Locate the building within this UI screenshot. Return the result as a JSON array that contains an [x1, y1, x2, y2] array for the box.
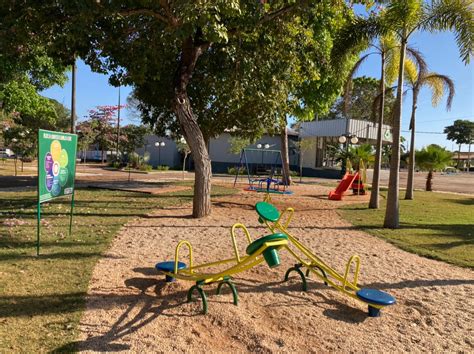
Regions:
[[299, 118, 393, 178], [451, 151, 473, 171], [208, 129, 299, 173]]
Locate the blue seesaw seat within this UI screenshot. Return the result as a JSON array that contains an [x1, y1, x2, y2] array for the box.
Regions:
[[156, 261, 187, 282], [356, 288, 396, 317]]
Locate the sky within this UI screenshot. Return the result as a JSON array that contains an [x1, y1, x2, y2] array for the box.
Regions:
[[41, 23, 473, 152]]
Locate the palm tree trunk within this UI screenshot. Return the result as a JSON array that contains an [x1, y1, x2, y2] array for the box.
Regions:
[[426, 170, 433, 191], [384, 37, 407, 229], [405, 91, 418, 200], [369, 51, 385, 209], [280, 123, 291, 186]]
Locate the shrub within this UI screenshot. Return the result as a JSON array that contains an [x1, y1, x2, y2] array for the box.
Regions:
[[227, 166, 247, 175], [156, 165, 169, 171], [139, 164, 153, 171]]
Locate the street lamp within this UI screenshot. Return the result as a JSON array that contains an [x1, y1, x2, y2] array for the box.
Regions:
[[256, 142, 270, 171], [155, 141, 166, 166], [339, 134, 359, 176]]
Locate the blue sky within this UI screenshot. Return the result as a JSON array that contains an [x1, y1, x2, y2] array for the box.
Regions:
[[41, 29, 473, 151]]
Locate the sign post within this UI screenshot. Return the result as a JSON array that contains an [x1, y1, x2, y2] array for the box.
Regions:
[[37, 129, 78, 256]]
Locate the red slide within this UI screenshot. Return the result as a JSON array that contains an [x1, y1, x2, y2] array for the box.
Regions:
[[328, 172, 359, 200]]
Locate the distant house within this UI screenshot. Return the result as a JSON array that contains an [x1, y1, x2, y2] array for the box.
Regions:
[[299, 118, 393, 178], [451, 151, 473, 171]]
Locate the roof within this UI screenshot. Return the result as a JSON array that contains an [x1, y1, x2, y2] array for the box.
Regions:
[[299, 118, 393, 143]]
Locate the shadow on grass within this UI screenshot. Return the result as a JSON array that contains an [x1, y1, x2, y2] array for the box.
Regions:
[[444, 197, 474, 206], [0, 252, 103, 261]]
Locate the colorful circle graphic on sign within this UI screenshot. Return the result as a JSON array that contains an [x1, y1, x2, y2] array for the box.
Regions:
[[45, 171, 54, 191], [51, 177, 61, 196], [52, 161, 60, 177], [59, 149, 68, 168], [50, 140, 62, 161], [44, 152, 53, 173], [59, 167, 69, 186]]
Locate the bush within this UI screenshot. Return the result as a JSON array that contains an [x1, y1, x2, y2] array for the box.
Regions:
[[139, 164, 153, 171], [227, 166, 247, 175], [156, 165, 169, 171], [289, 170, 299, 177], [110, 161, 121, 169]]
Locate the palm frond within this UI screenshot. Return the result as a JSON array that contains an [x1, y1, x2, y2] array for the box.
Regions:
[[422, 73, 455, 110], [406, 46, 428, 79], [343, 53, 372, 116], [331, 16, 385, 67], [403, 57, 418, 86], [422, 0, 474, 64]]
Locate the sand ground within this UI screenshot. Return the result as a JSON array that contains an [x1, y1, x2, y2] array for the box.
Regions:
[[76, 183, 473, 352]]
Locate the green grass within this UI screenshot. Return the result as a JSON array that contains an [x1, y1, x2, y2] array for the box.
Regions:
[[0, 184, 236, 352], [339, 191, 474, 268], [0, 159, 37, 176]]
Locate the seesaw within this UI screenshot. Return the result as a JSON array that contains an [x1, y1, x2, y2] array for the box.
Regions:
[[155, 203, 395, 316], [156, 224, 289, 314], [254, 201, 396, 317]]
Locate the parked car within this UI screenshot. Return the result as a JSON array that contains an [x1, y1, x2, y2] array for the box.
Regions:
[[0, 148, 14, 158]]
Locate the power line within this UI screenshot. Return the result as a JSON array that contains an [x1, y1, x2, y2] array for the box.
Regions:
[[418, 115, 474, 123], [402, 130, 445, 134]]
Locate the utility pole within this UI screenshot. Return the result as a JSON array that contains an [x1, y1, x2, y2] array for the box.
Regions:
[[117, 85, 121, 162], [71, 61, 76, 134]]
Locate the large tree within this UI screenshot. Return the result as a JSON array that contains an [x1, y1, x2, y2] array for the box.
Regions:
[[1, 1, 359, 217], [444, 119, 474, 169]]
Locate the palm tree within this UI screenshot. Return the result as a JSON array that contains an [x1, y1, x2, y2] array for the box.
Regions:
[[382, 0, 472, 228], [404, 59, 455, 199], [343, 33, 399, 209], [415, 144, 453, 191]]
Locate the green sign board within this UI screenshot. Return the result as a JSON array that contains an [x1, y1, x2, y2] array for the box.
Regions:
[[38, 129, 78, 203]]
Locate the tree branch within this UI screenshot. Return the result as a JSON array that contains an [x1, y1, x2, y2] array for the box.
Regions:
[[118, 8, 171, 26]]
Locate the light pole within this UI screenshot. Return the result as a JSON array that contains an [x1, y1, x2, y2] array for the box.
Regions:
[[338, 134, 358, 175], [11, 138, 18, 176], [256, 143, 270, 173], [155, 141, 166, 167]]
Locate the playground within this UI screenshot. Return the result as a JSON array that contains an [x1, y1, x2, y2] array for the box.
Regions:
[[56, 183, 472, 352]]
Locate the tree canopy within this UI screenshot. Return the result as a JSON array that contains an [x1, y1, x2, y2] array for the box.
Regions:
[[1, 0, 363, 217], [444, 119, 474, 147], [327, 76, 395, 122]]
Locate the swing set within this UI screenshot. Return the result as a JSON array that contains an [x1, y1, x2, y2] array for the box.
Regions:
[[232, 148, 292, 196]]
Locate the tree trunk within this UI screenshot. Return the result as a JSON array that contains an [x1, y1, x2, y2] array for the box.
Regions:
[[405, 90, 418, 200], [384, 37, 407, 229], [173, 36, 212, 218], [280, 123, 291, 186], [468, 142, 471, 173], [174, 94, 211, 217], [457, 144, 461, 169], [426, 170, 433, 191], [369, 51, 385, 209]]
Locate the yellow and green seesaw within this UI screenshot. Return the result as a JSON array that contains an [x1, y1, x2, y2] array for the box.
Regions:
[[155, 202, 395, 316]]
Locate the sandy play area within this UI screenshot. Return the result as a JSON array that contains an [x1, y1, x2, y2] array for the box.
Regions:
[[76, 183, 473, 352]]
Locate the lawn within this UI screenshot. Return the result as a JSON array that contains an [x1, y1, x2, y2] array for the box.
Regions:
[[0, 158, 37, 176], [0, 184, 236, 352], [339, 191, 474, 268]]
